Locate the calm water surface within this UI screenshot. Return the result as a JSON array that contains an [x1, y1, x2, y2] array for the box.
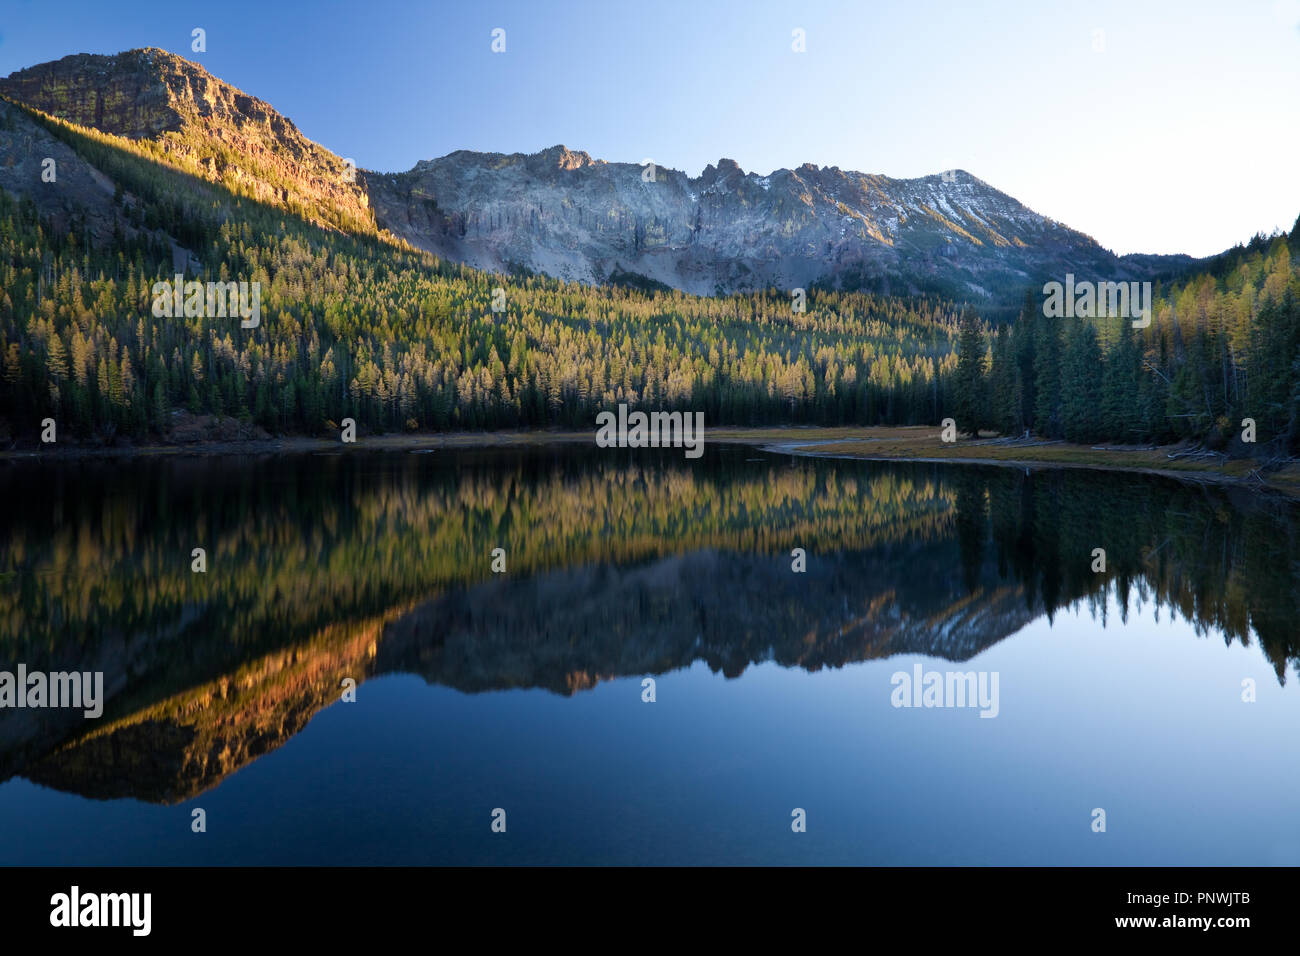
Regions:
[[1, 445, 1298, 864]]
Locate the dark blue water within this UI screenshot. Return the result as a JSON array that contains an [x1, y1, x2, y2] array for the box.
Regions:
[[2, 446, 1298, 864]]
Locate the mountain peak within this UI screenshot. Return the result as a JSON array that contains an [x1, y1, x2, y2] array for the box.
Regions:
[[0, 48, 372, 234], [697, 157, 744, 189], [0, 48, 231, 139], [535, 144, 593, 170]]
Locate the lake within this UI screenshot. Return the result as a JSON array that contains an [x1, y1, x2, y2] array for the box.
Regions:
[[2, 443, 1299, 865]]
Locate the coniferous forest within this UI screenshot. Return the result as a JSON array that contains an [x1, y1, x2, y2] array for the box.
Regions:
[[951, 227, 1300, 456]]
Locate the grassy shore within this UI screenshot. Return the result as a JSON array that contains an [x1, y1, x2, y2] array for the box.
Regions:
[[741, 426, 1300, 496], [5, 424, 1298, 496]]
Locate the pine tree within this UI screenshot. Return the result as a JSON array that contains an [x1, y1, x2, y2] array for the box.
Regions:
[[1013, 291, 1037, 435], [1100, 318, 1140, 441], [953, 307, 988, 437], [1034, 312, 1062, 438], [988, 323, 1019, 434], [1061, 318, 1102, 442]]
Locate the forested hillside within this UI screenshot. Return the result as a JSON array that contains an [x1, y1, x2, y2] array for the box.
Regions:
[[0, 101, 961, 442]]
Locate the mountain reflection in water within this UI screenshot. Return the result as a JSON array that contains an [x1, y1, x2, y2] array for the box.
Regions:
[[1, 445, 1297, 810]]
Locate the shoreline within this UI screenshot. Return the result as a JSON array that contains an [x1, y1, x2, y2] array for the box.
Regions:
[[3, 425, 1296, 497], [760, 440, 1290, 495]]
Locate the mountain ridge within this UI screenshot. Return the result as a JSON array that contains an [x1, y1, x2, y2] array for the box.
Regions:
[[369, 140, 1197, 305], [1, 48, 1199, 311]]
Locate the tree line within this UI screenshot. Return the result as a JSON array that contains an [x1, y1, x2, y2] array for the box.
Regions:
[[952, 228, 1300, 455]]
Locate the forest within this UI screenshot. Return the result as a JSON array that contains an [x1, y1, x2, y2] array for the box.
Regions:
[[952, 228, 1300, 456]]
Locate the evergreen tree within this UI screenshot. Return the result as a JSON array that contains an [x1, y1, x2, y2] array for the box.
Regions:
[[953, 307, 988, 437], [1061, 318, 1102, 442], [988, 323, 1019, 434], [1013, 291, 1037, 434], [1100, 318, 1140, 441], [1033, 311, 1062, 438]]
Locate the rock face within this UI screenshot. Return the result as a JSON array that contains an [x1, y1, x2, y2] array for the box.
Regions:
[[367, 146, 1195, 305], [0, 49, 188, 139], [0, 48, 373, 234]]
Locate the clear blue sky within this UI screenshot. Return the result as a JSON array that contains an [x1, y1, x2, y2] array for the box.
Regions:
[[2, 0, 1298, 258]]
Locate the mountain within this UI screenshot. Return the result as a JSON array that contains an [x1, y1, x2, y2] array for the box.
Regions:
[[1, 49, 1195, 313], [0, 48, 373, 235], [369, 147, 1195, 306], [0, 96, 127, 243]]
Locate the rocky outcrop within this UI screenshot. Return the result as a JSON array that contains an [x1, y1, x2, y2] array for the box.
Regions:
[[0, 49, 183, 139]]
